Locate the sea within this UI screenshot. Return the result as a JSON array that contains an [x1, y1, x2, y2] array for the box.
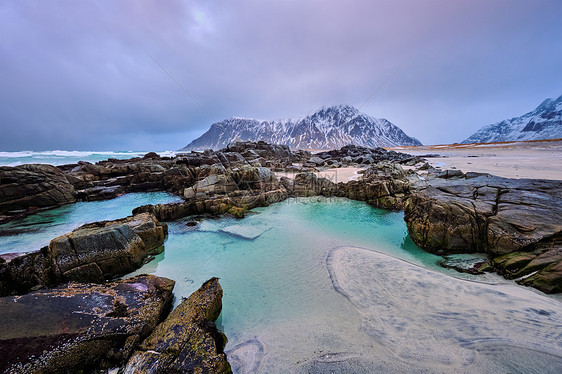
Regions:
[[0, 150, 178, 167], [1, 153, 561, 373]]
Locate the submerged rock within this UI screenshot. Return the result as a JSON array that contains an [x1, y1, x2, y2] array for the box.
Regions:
[[0, 274, 175, 373], [440, 255, 493, 275], [124, 277, 231, 374], [0, 213, 167, 296]]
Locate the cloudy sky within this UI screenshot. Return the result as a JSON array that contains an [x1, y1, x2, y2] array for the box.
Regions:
[[1, 0, 561, 151]]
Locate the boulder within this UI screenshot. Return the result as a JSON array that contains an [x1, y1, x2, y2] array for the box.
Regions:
[[337, 162, 411, 210], [404, 174, 562, 293], [0, 213, 168, 296], [404, 176, 562, 255], [0, 164, 76, 220], [124, 278, 231, 374], [291, 172, 337, 197], [0, 275, 175, 373]]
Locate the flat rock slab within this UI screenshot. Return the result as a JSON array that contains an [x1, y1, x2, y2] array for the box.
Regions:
[[0, 274, 174, 373], [219, 223, 272, 240]]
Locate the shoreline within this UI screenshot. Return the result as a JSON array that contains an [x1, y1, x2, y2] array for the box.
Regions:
[[389, 138, 562, 180]]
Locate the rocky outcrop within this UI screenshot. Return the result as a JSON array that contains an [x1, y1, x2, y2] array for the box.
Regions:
[[134, 165, 288, 221], [313, 144, 422, 167], [492, 233, 562, 293], [0, 142, 417, 224], [0, 275, 175, 373], [0, 164, 76, 223], [285, 172, 337, 197], [134, 188, 288, 221], [0, 213, 167, 296], [404, 173, 562, 293], [63, 157, 196, 201], [337, 162, 412, 210], [124, 277, 231, 374], [404, 175, 562, 254]]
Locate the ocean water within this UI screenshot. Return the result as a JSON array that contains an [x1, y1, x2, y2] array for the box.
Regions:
[[0, 192, 182, 254], [0, 150, 178, 166], [123, 198, 562, 373]]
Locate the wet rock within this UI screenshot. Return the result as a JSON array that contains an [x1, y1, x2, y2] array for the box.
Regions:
[[440, 255, 493, 275], [0, 275, 175, 373], [492, 234, 562, 293], [124, 277, 231, 374], [404, 175, 562, 292], [404, 176, 562, 255], [0, 164, 76, 222], [0, 213, 168, 296]]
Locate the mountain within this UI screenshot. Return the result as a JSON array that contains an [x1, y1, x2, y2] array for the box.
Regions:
[[462, 95, 562, 144], [180, 105, 421, 151]]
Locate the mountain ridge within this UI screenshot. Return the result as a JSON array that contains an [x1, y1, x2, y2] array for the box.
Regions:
[[180, 105, 421, 151], [462, 95, 562, 144]]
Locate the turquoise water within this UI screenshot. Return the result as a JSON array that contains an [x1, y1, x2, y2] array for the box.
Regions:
[[126, 198, 562, 373], [1, 194, 560, 372], [0, 192, 182, 254]]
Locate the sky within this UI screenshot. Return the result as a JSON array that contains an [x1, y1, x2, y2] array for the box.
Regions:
[[1, 0, 561, 151]]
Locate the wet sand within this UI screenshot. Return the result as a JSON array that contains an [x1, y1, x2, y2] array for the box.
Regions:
[[390, 139, 562, 180]]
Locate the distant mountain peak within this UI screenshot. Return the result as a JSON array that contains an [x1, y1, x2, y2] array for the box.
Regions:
[[462, 95, 562, 144], [181, 105, 421, 151]]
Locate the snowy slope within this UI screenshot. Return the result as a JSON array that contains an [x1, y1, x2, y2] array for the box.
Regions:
[[181, 105, 421, 151], [462, 95, 562, 144]]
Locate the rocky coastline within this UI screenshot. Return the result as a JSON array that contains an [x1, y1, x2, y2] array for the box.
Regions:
[[1, 140, 561, 372]]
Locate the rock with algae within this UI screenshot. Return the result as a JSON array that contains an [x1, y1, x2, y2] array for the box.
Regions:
[[0, 274, 175, 374], [124, 277, 231, 374]]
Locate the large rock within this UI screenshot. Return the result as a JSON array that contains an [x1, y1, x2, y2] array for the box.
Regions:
[[0, 274, 175, 373], [124, 277, 231, 374], [0, 213, 168, 296], [0, 164, 76, 221], [404, 174, 562, 293], [290, 172, 337, 197], [338, 162, 411, 209], [135, 187, 288, 221], [404, 175, 562, 255]]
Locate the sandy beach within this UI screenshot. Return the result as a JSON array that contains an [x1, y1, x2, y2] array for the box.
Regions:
[[275, 166, 364, 182], [390, 139, 562, 180]]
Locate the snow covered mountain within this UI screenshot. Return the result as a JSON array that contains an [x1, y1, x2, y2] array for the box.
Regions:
[[462, 95, 562, 144], [180, 105, 421, 151]]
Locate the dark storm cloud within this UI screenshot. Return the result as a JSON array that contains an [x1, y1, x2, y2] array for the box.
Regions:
[[1, 0, 561, 150]]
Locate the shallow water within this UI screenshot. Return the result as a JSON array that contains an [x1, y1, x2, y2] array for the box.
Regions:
[[0, 192, 182, 254], [126, 198, 562, 373]]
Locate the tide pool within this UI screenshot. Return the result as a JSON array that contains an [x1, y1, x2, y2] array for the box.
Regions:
[[0, 192, 182, 254], [126, 198, 562, 373]]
